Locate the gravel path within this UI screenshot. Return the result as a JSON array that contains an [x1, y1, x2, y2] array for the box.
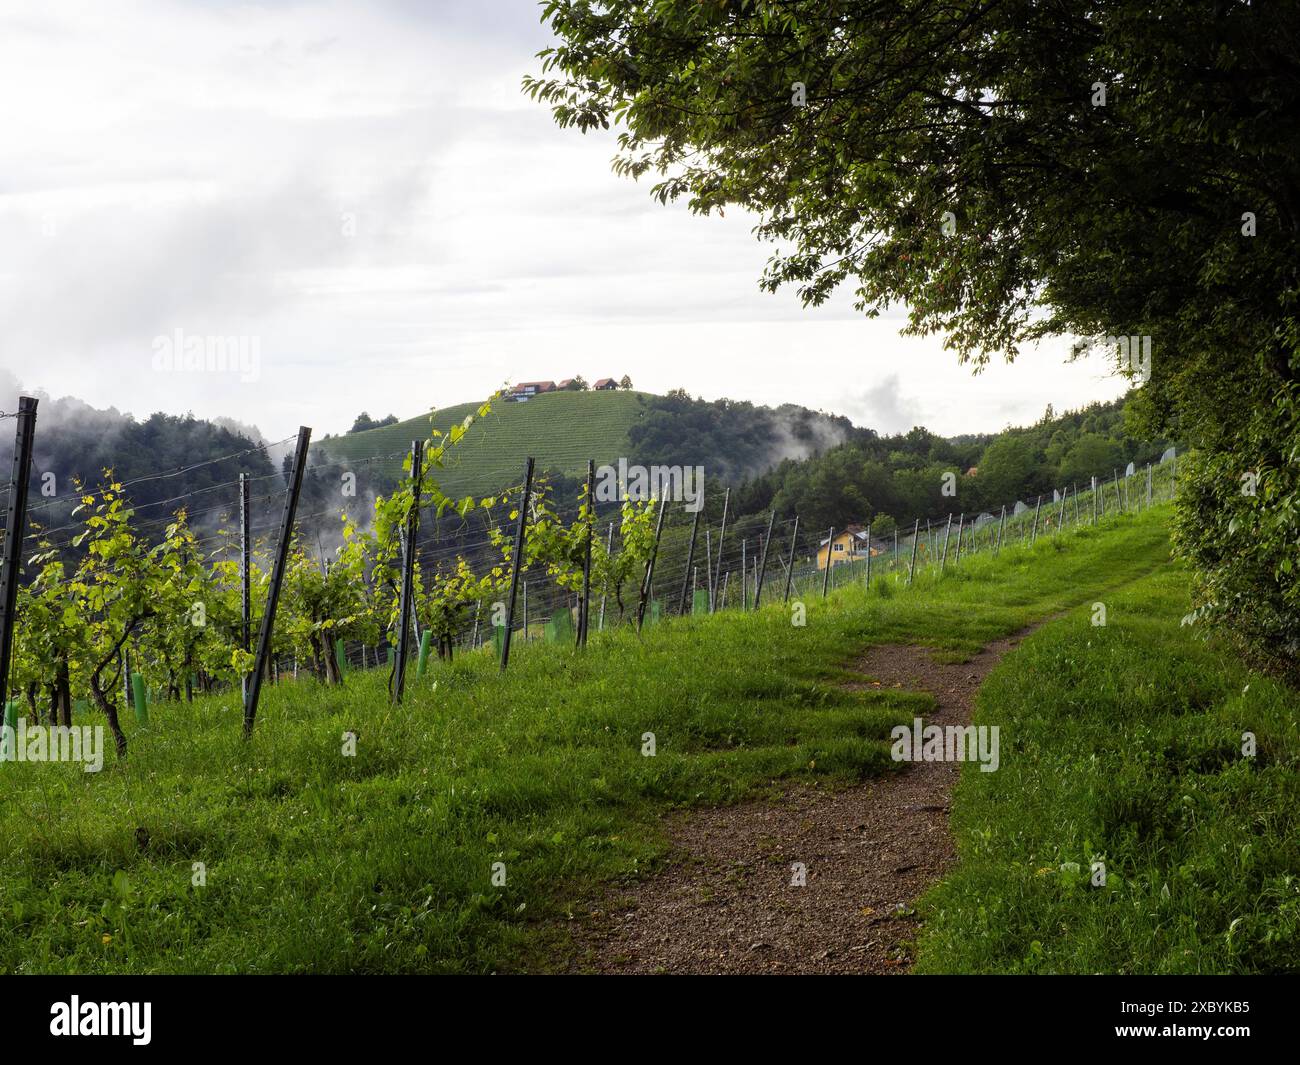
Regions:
[[568, 626, 1038, 974]]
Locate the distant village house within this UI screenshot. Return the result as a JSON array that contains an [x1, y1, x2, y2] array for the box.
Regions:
[[508, 377, 621, 400], [506, 380, 556, 401], [817, 524, 874, 570]]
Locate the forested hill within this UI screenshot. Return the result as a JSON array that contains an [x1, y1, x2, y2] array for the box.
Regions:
[[626, 389, 859, 483], [0, 386, 1171, 556], [722, 396, 1174, 534], [0, 393, 274, 538], [319, 388, 856, 500]]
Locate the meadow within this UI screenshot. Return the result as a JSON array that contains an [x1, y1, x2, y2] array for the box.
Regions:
[[3, 504, 1292, 974], [917, 565, 1300, 973]]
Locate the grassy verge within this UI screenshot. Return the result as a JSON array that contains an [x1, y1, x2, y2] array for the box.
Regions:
[[2, 507, 1171, 973], [915, 564, 1300, 974]]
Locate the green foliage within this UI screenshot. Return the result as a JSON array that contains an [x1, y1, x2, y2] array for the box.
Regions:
[[5, 392, 672, 754], [628, 391, 856, 485], [1058, 434, 1124, 489], [0, 504, 1186, 973], [280, 526, 382, 685], [348, 412, 399, 434], [917, 566, 1300, 973], [12, 481, 241, 754], [0, 407, 272, 533], [732, 398, 1166, 533], [975, 436, 1041, 505], [1171, 429, 1300, 676], [528, 0, 1300, 668]]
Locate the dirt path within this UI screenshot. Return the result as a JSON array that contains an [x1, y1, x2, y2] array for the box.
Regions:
[[568, 625, 1040, 974]]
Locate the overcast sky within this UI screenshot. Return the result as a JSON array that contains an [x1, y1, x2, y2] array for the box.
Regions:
[[0, 0, 1127, 441]]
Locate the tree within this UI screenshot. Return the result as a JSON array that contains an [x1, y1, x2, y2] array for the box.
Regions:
[[349, 412, 398, 434], [976, 437, 1042, 507], [618, 375, 632, 390], [1059, 434, 1124, 489], [868, 513, 897, 540], [528, 1, 1300, 670], [564, 376, 589, 391]]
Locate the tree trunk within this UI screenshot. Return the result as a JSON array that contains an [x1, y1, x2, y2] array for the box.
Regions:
[[56, 659, 72, 726], [89, 677, 127, 758], [308, 635, 324, 679], [325, 639, 342, 685], [313, 631, 342, 685], [88, 615, 148, 758]]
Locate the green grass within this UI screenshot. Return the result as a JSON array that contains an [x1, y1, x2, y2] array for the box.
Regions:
[[1, 505, 1251, 974], [914, 565, 1300, 974], [319, 390, 650, 498]]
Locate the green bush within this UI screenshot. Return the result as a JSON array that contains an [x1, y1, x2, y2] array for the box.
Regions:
[[1169, 378, 1300, 679]]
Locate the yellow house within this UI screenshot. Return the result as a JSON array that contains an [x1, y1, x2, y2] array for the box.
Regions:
[[817, 525, 872, 570]]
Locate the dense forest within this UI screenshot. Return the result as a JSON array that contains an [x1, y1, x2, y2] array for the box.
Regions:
[[3, 402, 272, 509], [626, 389, 859, 483], [626, 393, 1173, 535], [0, 393, 275, 553]]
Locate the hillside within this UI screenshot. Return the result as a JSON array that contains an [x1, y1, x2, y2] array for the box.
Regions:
[[317, 390, 1175, 544], [317, 389, 651, 498], [8, 505, 1294, 975], [727, 395, 1175, 534], [0, 388, 276, 550]]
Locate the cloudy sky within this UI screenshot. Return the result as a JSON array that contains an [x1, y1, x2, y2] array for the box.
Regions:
[[0, 0, 1127, 441]]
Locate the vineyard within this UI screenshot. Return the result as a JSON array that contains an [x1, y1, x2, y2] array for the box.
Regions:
[[318, 389, 650, 499], [0, 396, 650, 750], [1, 494, 1203, 974], [0, 393, 1182, 767], [4, 389, 1293, 977]]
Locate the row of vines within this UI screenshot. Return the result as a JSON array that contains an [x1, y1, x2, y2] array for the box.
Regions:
[[7, 399, 658, 759]]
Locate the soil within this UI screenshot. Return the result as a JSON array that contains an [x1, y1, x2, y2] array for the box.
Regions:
[[567, 626, 1039, 974]]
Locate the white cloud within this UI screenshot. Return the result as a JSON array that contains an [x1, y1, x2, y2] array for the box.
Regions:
[[0, 0, 1128, 440]]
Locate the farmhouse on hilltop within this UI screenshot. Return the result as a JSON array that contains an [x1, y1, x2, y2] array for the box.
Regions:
[[507, 380, 557, 401], [508, 377, 622, 400]]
